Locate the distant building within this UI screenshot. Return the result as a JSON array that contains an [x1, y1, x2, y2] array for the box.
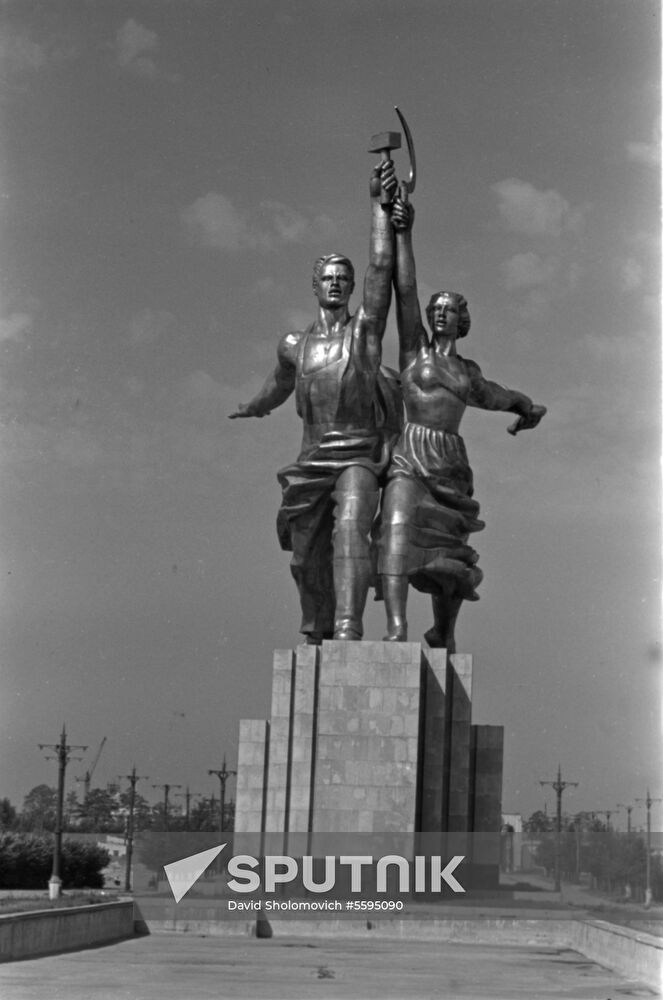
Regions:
[[96, 833, 126, 859], [501, 813, 522, 833], [97, 833, 126, 888]]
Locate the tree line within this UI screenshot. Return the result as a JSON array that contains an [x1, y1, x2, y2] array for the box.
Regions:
[[520, 809, 662, 902], [0, 785, 234, 835]]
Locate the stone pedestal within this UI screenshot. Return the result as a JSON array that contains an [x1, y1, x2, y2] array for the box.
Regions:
[[234, 640, 503, 843]]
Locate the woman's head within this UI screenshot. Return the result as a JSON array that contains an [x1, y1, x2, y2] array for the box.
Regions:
[[425, 291, 471, 340]]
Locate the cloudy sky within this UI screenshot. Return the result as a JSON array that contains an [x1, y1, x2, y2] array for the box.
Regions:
[[0, 0, 660, 828]]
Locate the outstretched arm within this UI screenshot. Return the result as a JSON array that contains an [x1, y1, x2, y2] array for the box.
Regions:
[[466, 359, 546, 434], [228, 333, 298, 418], [391, 193, 427, 371]]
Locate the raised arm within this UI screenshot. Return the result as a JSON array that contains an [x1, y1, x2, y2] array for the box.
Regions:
[[465, 359, 546, 434], [391, 194, 427, 371], [228, 332, 299, 419], [355, 162, 398, 345]]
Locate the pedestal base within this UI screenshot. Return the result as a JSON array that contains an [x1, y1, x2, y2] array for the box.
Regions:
[[235, 641, 503, 849]]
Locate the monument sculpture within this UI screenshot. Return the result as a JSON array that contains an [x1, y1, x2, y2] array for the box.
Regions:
[[379, 194, 546, 650], [230, 111, 545, 650], [230, 159, 401, 644], [232, 112, 546, 870]]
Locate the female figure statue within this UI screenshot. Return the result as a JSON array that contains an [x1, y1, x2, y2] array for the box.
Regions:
[[379, 198, 546, 650]]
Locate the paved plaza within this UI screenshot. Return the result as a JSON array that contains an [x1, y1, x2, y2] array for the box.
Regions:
[[0, 931, 658, 1000]]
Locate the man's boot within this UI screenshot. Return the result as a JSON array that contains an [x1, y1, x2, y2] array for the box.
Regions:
[[332, 555, 371, 639], [381, 574, 408, 641]]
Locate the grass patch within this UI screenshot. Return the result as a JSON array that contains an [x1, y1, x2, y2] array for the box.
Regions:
[[0, 892, 114, 914]]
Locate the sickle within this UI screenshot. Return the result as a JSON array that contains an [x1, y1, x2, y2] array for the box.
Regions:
[[394, 106, 416, 195]]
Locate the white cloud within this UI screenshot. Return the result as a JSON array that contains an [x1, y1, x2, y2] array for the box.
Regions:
[[125, 376, 145, 398], [0, 30, 46, 74], [617, 257, 644, 293], [492, 179, 585, 237], [128, 308, 176, 346], [626, 121, 661, 167], [53, 428, 103, 469], [179, 370, 222, 407], [494, 182, 589, 315], [0, 28, 76, 78], [260, 201, 336, 245], [182, 192, 337, 252], [503, 252, 558, 290], [115, 19, 158, 78], [260, 201, 309, 243], [629, 229, 660, 255], [642, 294, 660, 320], [0, 311, 31, 342], [182, 193, 255, 251], [499, 252, 582, 319], [253, 276, 278, 296], [580, 325, 657, 365], [517, 286, 554, 323]]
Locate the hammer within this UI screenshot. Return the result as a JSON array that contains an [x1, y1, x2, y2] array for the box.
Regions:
[[368, 130, 401, 207]]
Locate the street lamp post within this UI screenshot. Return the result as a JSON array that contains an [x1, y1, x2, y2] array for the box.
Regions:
[[635, 790, 662, 907], [38, 726, 87, 899]]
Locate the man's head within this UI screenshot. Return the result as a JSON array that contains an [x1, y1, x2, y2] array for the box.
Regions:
[[312, 254, 355, 308]]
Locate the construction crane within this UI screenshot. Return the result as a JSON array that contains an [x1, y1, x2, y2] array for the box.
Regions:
[[76, 737, 107, 801]]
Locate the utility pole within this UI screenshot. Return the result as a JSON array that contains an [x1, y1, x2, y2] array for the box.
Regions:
[[119, 766, 148, 892], [208, 758, 236, 834], [635, 789, 662, 907], [616, 803, 634, 835], [38, 726, 87, 899], [591, 810, 612, 832], [540, 765, 578, 893], [615, 803, 635, 900], [589, 810, 615, 893], [152, 783, 182, 832], [175, 787, 200, 831]]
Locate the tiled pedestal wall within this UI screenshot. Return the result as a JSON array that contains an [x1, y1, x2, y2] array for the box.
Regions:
[[235, 641, 503, 840]]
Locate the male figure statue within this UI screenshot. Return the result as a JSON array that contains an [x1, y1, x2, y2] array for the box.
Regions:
[[230, 161, 399, 643]]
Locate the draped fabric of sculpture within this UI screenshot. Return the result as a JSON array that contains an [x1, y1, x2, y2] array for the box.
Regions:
[[380, 418, 485, 598]]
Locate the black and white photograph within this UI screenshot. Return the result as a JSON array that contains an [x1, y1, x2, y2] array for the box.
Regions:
[[0, 1, 660, 996]]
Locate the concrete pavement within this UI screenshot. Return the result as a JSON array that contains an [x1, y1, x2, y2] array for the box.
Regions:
[[0, 931, 658, 999]]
